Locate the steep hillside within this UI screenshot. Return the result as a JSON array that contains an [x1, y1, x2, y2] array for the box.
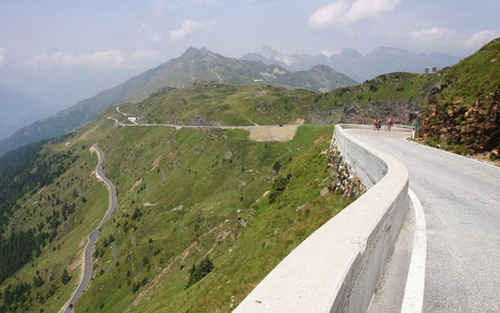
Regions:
[[0, 90, 360, 312], [319, 72, 438, 124], [418, 38, 500, 158], [0, 48, 355, 158], [120, 82, 348, 126]]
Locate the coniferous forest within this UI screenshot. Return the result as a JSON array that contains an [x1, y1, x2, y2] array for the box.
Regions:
[[0, 140, 76, 312]]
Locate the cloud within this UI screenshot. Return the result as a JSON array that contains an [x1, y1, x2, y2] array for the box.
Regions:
[[170, 19, 215, 41], [308, 0, 400, 28], [320, 49, 341, 57], [31, 50, 125, 69], [464, 30, 497, 49], [409, 27, 453, 41], [30, 49, 164, 70], [140, 24, 163, 43], [347, 0, 400, 22], [152, 0, 221, 16], [408, 28, 498, 52], [152, 0, 168, 16], [0, 48, 5, 67], [132, 49, 161, 59]]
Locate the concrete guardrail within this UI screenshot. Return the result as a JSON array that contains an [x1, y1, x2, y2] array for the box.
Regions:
[[233, 124, 410, 313]]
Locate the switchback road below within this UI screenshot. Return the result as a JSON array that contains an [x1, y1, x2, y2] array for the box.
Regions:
[[62, 144, 118, 313]]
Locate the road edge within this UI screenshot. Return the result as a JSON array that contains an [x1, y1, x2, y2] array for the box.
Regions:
[[401, 189, 427, 313]]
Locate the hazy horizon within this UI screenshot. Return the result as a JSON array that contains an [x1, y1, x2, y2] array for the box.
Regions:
[[1, 0, 498, 109]]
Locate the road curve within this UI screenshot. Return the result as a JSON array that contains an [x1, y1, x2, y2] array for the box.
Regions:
[[347, 128, 500, 313], [63, 144, 118, 313]]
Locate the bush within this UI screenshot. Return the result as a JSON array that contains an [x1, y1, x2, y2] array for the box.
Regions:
[[268, 174, 291, 203], [272, 161, 281, 173], [61, 269, 71, 285], [424, 137, 439, 148], [186, 258, 214, 288]]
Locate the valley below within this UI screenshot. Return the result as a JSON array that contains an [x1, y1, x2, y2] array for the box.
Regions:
[[0, 105, 358, 312], [0, 30, 498, 313]]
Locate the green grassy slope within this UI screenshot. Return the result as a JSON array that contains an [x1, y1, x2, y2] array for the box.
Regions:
[[0, 121, 112, 313], [418, 38, 500, 157], [74, 124, 352, 313], [121, 82, 347, 126], [0, 89, 356, 313]]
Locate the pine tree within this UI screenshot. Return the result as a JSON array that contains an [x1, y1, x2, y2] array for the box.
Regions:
[[61, 269, 71, 285]]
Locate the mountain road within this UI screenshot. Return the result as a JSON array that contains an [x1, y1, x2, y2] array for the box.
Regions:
[[62, 144, 118, 313], [347, 128, 500, 313]]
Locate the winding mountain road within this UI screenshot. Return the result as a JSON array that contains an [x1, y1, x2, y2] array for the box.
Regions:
[[63, 144, 118, 313], [108, 115, 302, 142], [347, 128, 500, 313]]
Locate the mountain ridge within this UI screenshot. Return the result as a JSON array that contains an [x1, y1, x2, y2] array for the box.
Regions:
[[242, 46, 461, 82], [0, 47, 356, 157]]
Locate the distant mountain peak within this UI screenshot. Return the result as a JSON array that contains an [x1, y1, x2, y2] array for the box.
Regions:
[[260, 45, 282, 57], [180, 47, 220, 60], [310, 64, 334, 71], [181, 47, 201, 57], [370, 46, 409, 57], [340, 48, 362, 58]]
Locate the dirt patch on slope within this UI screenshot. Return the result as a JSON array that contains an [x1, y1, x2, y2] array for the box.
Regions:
[[248, 125, 298, 142], [126, 224, 224, 311], [68, 248, 83, 273], [151, 156, 161, 171], [80, 122, 102, 141], [129, 178, 143, 193]]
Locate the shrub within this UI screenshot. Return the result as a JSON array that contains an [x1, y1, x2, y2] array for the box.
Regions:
[[186, 258, 214, 288], [268, 174, 291, 204], [61, 269, 71, 285]]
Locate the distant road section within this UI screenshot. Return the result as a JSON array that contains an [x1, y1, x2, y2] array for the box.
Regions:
[[63, 144, 118, 313], [109, 116, 300, 142], [347, 128, 500, 313]]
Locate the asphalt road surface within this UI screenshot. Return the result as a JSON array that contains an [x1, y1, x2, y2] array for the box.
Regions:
[[63, 144, 118, 313], [347, 128, 500, 313]]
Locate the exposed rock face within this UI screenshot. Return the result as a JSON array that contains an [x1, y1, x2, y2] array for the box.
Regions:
[[341, 101, 417, 125], [332, 72, 436, 125], [417, 38, 500, 159], [327, 136, 366, 198], [419, 85, 500, 158]]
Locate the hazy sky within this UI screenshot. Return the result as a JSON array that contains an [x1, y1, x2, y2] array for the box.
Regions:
[[0, 0, 498, 107]]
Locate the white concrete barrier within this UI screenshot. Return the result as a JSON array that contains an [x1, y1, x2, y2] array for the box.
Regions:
[[233, 124, 409, 313]]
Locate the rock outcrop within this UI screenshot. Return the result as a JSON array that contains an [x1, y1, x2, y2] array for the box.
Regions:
[[419, 84, 500, 159], [327, 136, 366, 198], [417, 38, 500, 159]]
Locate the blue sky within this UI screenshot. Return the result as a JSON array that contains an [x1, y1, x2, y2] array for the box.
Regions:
[[0, 0, 499, 107]]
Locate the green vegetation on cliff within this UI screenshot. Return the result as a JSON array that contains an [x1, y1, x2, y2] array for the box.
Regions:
[[419, 38, 500, 157]]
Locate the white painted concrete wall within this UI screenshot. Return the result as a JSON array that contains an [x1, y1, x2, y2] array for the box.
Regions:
[[233, 125, 410, 313]]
